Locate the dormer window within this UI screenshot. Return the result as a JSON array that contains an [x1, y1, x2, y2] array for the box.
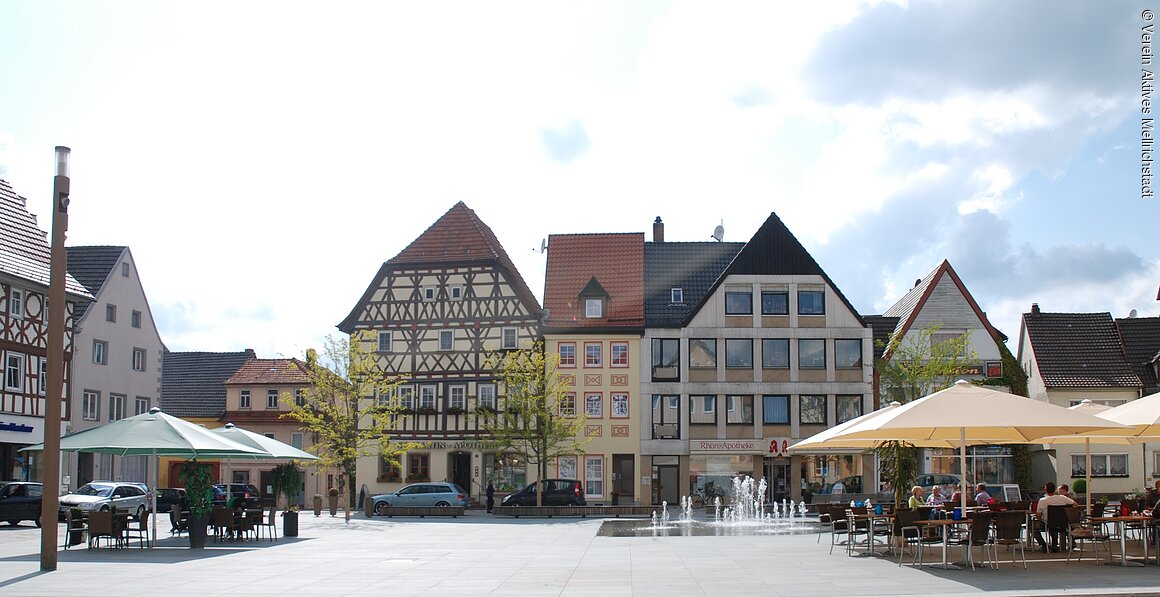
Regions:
[[578, 276, 609, 319], [671, 288, 683, 304], [585, 298, 603, 318]]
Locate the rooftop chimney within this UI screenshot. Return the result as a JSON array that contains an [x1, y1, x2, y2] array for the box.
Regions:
[[914, 278, 921, 288], [653, 216, 664, 243], [1031, 303, 1040, 317]]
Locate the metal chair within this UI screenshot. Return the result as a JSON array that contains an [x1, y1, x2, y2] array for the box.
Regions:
[[992, 511, 1027, 568], [951, 510, 993, 570], [257, 508, 278, 541], [1065, 506, 1111, 563], [87, 510, 116, 549], [125, 512, 150, 548], [211, 507, 236, 542], [827, 506, 850, 555]]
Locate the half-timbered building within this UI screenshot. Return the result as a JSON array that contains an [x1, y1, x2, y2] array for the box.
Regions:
[[0, 179, 92, 482], [341, 202, 543, 502]]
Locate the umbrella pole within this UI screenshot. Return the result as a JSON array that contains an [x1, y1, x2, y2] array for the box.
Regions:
[[151, 449, 158, 547], [960, 428, 967, 513], [1086, 438, 1092, 518]]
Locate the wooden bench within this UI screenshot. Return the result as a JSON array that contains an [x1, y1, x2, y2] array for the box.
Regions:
[[494, 505, 658, 518], [373, 506, 465, 518]]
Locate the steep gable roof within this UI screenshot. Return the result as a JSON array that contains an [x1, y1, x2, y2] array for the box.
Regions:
[[1115, 316, 1160, 396], [0, 179, 91, 298], [225, 358, 310, 385], [644, 241, 744, 327], [689, 212, 865, 327], [543, 233, 643, 331], [66, 245, 126, 319], [160, 349, 257, 417], [881, 260, 1007, 359], [1022, 311, 1141, 389], [339, 202, 540, 331]]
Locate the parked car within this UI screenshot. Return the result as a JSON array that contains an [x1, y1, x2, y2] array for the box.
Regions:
[[914, 473, 962, 497], [155, 487, 186, 513], [371, 482, 469, 515], [0, 481, 43, 527], [211, 483, 261, 509], [59, 481, 151, 517], [501, 479, 586, 507]]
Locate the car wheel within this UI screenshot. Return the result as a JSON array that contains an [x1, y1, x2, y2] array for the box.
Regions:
[[34, 516, 41, 528], [434, 501, 450, 507], [374, 501, 389, 516], [5, 520, 17, 526], [136, 506, 146, 519], [99, 506, 110, 512]]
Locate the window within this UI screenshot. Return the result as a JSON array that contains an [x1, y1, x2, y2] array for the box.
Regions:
[[761, 338, 790, 368], [439, 330, 454, 351], [584, 343, 603, 367], [38, 358, 46, 395], [726, 395, 754, 424], [109, 394, 126, 421], [295, 389, 305, 406], [762, 395, 789, 424], [834, 339, 862, 368], [291, 432, 303, 449], [478, 384, 496, 410], [267, 389, 279, 409], [559, 393, 576, 417], [93, 340, 108, 365], [377, 331, 392, 352], [558, 456, 577, 480], [690, 395, 716, 424], [610, 342, 629, 367], [419, 385, 436, 409], [558, 343, 576, 367], [671, 288, 683, 303], [423, 287, 436, 301], [585, 393, 602, 418], [725, 290, 752, 315], [798, 339, 826, 369], [131, 310, 142, 328], [397, 386, 415, 410], [132, 348, 146, 372], [651, 338, 679, 380], [761, 291, 789, 315], [502, 327, 518, 349], [450, 285, 463, 300], [688, 339, 716, 369], [931, 331, 963, 347], [799, 395, 827, 424], [585, 456, 604, 497], [121, 262, 129, 277], [585, 298, 603, 318], [449, 385, 466, 410], [836, 395, 862, 424], [240, 390, 251, 409], [725, 339, 753, 369], [134, 396, 150, 415], [1072, 454, 1129, 477], [611, 393, 629, 418], [83, 391, 100, 421], [8, 288, 23, 319], [5, 354, 23, 390], [106, 304, 117, 322], [408, 454, 430, 481], [651, 395, 681, 439], [798, 289, 825, 315]]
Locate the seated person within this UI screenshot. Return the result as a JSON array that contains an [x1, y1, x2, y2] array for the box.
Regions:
[[1057, 484, 1071, 500], [926, 485, 947, 506], [948, 488, 962, 506], [974, 483, 993, 505], [1033, 481, 1076, 552], [908, 485, 925, 509]]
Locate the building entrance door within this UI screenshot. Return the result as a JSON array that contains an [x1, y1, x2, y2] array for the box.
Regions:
[[612, 454, 634, 502], [653, 464, 679, 506], [449, 452, 472, 499], [764, 459, 790, 503]]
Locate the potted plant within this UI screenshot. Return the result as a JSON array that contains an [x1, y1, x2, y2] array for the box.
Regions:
[[179, 460, 213, 548], [67, 507, 85, 546], [610, 489, 621, 505], [327, 487, 339, 516], [272, 463, 303, 537], [312, 494, 323, 517]]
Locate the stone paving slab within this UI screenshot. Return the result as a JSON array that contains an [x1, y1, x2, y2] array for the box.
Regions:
[[0, 511, 1158, 596]]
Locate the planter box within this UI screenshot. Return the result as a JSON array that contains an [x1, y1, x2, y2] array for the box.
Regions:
[[493, 505, 657, 518], [372, 506, 465, 518]]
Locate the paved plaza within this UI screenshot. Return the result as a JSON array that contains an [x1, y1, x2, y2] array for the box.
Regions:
[[1, 511, 1159, 596]]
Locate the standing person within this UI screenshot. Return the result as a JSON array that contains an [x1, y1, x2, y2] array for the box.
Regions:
[[485, 480, 495, 514]]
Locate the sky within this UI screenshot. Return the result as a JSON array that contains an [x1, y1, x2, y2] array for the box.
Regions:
[[1, 0, 1157, 360]]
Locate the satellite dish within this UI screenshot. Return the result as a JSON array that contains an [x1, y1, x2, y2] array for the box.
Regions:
[[533, 238, 547, 254], [711, 220, 724, 242]]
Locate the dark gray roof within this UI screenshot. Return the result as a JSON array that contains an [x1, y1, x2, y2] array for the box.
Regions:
[[160, 350, 257, 418], [644, 241, 744, 327], [66, 246, 126, 319], [1115, 316, 1160, 396], [1023, 312, 1141, 389], [864, 315, 901, 362], [0, 179, 91, 298]]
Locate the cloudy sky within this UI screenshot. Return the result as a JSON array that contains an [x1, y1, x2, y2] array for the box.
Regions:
[[1, 1, 1156, 359]]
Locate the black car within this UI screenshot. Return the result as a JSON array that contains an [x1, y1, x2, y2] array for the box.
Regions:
[[211, 483, 261, 509], [155, 487, 186, 513], [0, 482, 43, 527], [501, 479, 586, 507]]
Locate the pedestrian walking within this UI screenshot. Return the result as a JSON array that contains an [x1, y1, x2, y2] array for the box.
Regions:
[[486, 480, 495, 513]]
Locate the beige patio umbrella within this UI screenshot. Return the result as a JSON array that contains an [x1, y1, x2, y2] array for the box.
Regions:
[[790, 401, 967, 451], [825, 381, 1129, 513], [1037, 400, 1132, 515]]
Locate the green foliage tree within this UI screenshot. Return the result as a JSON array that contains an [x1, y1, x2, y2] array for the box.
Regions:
[[876, 440, 919, 512], [179, 461, 214, 518], [479, 342, 589, 506], [271, 462, 303, 510], [282, 334, 416, 509]]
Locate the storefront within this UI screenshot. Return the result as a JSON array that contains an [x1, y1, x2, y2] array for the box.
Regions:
[[688, 439, 764, 504], [0, 415, 45, 482], [925, 446, 1015, 484], [799, 452, 866, 502]]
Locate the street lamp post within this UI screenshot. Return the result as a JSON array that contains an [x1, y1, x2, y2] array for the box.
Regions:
[[40, 146, 70, 571]]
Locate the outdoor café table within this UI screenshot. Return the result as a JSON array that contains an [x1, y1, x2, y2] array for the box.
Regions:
[[1092, 515, 1152, 567], [917, 517, 973, 570], [849, 512, 894, 556]]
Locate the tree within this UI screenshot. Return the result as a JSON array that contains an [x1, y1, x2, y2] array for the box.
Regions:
[[479, 342, 589, 506], [282, 334, 415, 509]]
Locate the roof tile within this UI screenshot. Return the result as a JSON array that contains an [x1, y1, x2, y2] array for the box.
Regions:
[[160, 350, 257, 417], [543, 233, 644, 330], [1023, 312, 1141, 388]]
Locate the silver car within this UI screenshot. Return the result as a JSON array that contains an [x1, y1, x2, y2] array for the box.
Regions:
[[59, 482, 151, 517], [371, 482, 469, 515]]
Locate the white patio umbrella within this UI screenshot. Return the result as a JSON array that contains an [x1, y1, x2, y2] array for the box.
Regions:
[[821, 381, 1130, 514], [24, 407, 267, 545], [210, 423, 320, 507], [1037, 400, 1136, 515]]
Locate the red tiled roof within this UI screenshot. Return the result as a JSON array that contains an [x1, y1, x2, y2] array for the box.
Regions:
[[543, 233, 644, 330], [224, 358, 310, 385]]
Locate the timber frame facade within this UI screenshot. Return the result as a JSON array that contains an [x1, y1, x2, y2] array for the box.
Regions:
[[341, 202, 543, 501]]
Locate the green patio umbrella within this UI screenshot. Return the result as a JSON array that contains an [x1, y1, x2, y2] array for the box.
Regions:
[[211, 423, 319, 506]]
